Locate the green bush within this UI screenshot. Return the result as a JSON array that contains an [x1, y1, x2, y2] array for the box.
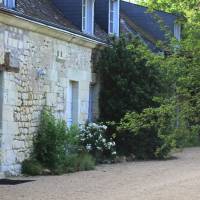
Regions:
[[22, 159, 43, 176], [66, 125, 82, 154], [78, 153, 95, 171], [117, 106, 175, 159], [79, 123, 116, 162], [64, 153, 95, 173], [34, 107, 68, 173], [24, 108, 96, 175]]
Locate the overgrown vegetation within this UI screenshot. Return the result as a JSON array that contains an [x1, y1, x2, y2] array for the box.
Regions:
[[23, 0, 200, 173], [97, 36, 163, 122], [116, 106, 176, 159], [22, 108, 96, 175], [97, 0, 200, 158], [34, 108, 67, 172], [22, 108, 116, 176]]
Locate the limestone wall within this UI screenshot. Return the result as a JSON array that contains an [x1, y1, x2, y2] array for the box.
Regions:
[[0, 23, 95, 175]]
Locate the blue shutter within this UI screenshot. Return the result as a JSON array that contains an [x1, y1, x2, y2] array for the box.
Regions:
[[88, 85, 94, 122], [4, 0, 15, 9]]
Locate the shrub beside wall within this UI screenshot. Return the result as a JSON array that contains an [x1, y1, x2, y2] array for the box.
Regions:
[[22, 108, 116, 175], [22, 108, 96, 175], [79, 123, 116, 162]]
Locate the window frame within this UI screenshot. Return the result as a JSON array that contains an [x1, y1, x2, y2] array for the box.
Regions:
[[82, 0, 94, 35], [82, 0, 87, 32], [4, 0, 15, 9], [174, 23, 181, 41], [108, 0, 119, 36]]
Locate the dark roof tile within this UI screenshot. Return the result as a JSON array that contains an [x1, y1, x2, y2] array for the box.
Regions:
[[16, 0, 78, 30]]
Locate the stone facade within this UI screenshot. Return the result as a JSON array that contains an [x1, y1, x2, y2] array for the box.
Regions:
[[0, 21, 99, 175]]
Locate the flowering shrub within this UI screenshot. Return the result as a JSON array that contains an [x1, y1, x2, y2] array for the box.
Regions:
[[79, 123, 116, 161]]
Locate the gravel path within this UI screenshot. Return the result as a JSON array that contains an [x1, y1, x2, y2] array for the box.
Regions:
[[1, 148, 200, 200]]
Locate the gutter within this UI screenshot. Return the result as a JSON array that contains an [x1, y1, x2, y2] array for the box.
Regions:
[[0, 7, 107, 49]]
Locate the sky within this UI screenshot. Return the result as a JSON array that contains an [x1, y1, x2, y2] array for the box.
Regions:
[[123, 0, 137, 2]]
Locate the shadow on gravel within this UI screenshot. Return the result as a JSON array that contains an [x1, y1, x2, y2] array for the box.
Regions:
[[0, 179, 35, 185], [164, 156, 178, 161]]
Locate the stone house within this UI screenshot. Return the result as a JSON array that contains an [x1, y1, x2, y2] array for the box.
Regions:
[[0, 0, 180, 176]]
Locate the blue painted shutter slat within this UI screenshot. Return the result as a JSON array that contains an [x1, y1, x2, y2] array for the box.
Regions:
[[4, 0, 15, 8]]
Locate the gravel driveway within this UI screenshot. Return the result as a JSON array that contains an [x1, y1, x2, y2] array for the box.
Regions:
[[1, 148, 200, 200]]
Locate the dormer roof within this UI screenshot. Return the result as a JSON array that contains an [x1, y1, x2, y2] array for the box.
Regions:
[[121, 1, 178, 41], [0, 0, 180, 48]]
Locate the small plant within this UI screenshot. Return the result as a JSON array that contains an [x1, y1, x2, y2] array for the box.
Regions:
[[22, 159, 43, 176], [79, 123, 116, 161], [66, 125, 82, 154], [64, 153, 95, 173], [78, 153, 95, 171]]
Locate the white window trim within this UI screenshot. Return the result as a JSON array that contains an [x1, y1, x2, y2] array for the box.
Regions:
[[4, 0, 15, 9], [82, 0, 87, 32], [108, 0, 120, 36], [82, 0, 94, 35], [174, 23, 181, 41], [66, 81, 79, 127]]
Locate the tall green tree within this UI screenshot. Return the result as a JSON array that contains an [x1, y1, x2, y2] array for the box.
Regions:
[[97, 37, 164, 122], [137, 0, 200, 145]]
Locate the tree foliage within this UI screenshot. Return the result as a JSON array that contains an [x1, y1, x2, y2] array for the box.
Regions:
[[97, 0, 200, 159], [137, 0, 200, 145], [97, 36, 163, 122]]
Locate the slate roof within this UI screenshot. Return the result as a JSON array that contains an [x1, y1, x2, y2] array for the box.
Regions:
[[121, 1, 177, 42], [0, 0, 108, 43], [0, 0, 178, 47], [16, 0, 78, 30]]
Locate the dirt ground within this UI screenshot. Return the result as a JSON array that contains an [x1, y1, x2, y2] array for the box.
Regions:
[[1, 148, 200, 200]]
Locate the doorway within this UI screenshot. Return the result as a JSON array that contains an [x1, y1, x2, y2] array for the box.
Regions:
[[67, 81, 79, 127]]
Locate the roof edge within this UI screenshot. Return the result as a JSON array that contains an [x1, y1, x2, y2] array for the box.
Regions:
[[0, 7, 107, 49], [121, 1, 180, 17]]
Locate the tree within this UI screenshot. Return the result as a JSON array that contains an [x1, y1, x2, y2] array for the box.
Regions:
[[137, 0, 200, 145], [97, 36, 164, 122]]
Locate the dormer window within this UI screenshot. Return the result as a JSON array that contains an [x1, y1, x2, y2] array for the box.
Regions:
[[4, 0, 15, 9], [109, 0, 119, 36], [174, 23, 181, 41], [82, 0, 95, 35]]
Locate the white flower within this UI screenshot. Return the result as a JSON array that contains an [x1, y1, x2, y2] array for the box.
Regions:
[[97, 146, 103, 151], [102, 125, 107, 130], [102, 139, 106, 143], [86, 144, 92, 151], [112, 141, 116, 146], [112, 151, 117, 155]]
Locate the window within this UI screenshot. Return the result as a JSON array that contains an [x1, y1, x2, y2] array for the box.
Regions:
[[0, 72, 3, 130], [174, 23, 181, 41], [109, 0, 119, 36], [82, 0, 87, 32], [4, 0, 15, 9], [67, 81, 79, 127], [109, 0, 114, 34], [82, 0, 94, 35]]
